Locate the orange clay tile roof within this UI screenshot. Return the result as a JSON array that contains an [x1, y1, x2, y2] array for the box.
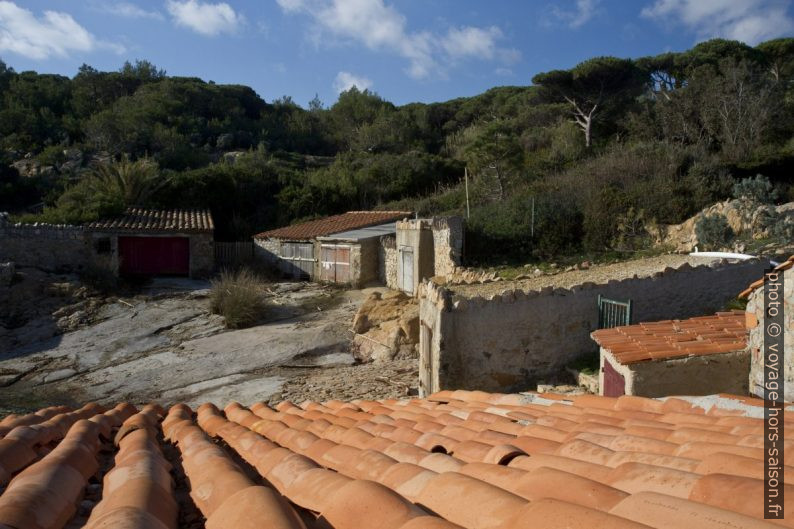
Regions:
[[738, 255, 794, 299], [86, 207, 214, 233], [0, 390, 791, 529], [591, 311, 748, 365], [255, 211, 412, 240]]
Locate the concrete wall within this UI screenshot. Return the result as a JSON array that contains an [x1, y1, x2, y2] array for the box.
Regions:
[[418, 259, 768, 396], [431, 217, 465, 278], [380, 235, 398, 289], [0, 223, 89, 272], [747, 266, 794, 401], [600, 348, 749, 398], [396, 219, 434, 295]]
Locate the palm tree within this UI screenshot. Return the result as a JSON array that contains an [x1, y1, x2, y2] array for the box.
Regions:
[[87, 155, 168, 207]]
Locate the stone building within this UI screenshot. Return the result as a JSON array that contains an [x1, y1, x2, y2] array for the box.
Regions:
[[418, 258, 766, 396], [380, 216, 465, 294], [591, 311, 749, 398], [86, 208, 215, 278], [0, 208, 214, 278], [741, 255, 794, 401], [253, 211, 410, 287]]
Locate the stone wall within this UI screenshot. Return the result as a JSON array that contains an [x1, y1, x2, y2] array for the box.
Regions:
[[189, 233, 215, 277], [358, 237, 381, 287], [431, 217, 465, 278], [418, 259, 768, 396], [601, 348, 749, 398], [380, 235, 398, 289], [747, 266, 793, 400], [0, 223, 89, 272], [253, 238, 281, 266]]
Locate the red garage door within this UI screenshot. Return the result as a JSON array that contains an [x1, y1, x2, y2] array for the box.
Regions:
[[119, 236, 190, 276]]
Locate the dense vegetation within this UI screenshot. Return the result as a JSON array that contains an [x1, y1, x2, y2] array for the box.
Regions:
[[2, 38, 793, 264]]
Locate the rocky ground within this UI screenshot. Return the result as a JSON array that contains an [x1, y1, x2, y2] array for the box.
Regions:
[[0, 270, 419, 413]]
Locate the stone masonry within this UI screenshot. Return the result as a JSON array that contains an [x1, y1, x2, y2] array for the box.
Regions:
[[419, 258, 768, 396], [747, 265, 793, 401]]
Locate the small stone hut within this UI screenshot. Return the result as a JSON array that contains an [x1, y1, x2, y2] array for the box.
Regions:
[[591, 311, 749, 398], [381, 216, 465, 295], [253, 211, 411, 287], [740, 255, 794, 401], [86, 208, 214, 278]]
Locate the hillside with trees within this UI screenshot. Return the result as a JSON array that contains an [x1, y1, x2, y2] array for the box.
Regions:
[[1, 38, 793, 264]]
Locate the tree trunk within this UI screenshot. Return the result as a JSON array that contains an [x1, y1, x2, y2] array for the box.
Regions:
[[584, 117, 592, 148]]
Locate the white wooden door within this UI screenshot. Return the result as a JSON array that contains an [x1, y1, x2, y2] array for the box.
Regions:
[[401, 247, 414, 294]]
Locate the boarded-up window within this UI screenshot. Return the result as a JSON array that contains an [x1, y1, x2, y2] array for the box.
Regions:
[[281, 242, 314, 279], [320, 244, 351, 283]]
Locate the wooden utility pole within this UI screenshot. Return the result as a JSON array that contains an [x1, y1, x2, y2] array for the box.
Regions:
[[464, 167, 471, 219]]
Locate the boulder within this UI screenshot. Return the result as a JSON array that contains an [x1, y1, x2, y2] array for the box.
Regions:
[[351, 290, 419, 363]]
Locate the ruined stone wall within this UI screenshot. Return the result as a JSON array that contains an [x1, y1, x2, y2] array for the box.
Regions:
[[431, 217, 464, 278], [600, 348, 749, 398], [380, 235, 398, 289], [747, 266, 793, 401], [0, 223, 89, 271], [419, 259, 767, 395]]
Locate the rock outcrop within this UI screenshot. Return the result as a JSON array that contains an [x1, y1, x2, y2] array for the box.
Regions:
[[654, 199, 794, 252], [351, 290, 419, 363]]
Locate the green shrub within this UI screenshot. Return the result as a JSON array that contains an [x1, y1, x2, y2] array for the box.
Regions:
[[695, 213, 734, 250], [732, 174, 779, 204], [209, 269, 268, 328]]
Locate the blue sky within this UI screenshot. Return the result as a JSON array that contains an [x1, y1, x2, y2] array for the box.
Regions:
[[1, 0, 793, 107]]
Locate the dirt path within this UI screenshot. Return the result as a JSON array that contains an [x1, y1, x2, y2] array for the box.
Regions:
[[0, 277, 406, 411]]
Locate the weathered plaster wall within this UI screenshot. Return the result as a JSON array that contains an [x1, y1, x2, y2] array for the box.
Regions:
[[600, 348, 750, 398], [396, 219, 434, 295], [380, 235, 398, 289], [419, 259, 767, 395], [431, 217, 464, 278], [747, 266, 794, 401], [0, 223, 88, 271]]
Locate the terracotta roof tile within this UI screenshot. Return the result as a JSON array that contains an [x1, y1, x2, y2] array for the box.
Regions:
[[739, 254, 794, 298], [591, 311, 748, 365], [254, 210, 411, 240], [0, 390, 789, 528], [87, 208, 214, 233]]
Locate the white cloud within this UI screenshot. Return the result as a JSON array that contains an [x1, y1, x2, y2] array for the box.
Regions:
[[0, 1, 123, 59], [102, 2, 164, 20], [549, 0, 600, 29], [442, 26, 502, 60], [641, 0, 794, 45], [333, 71, 373, 93], [166, 0, 244, 36], [275, 0, 520, 79]]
